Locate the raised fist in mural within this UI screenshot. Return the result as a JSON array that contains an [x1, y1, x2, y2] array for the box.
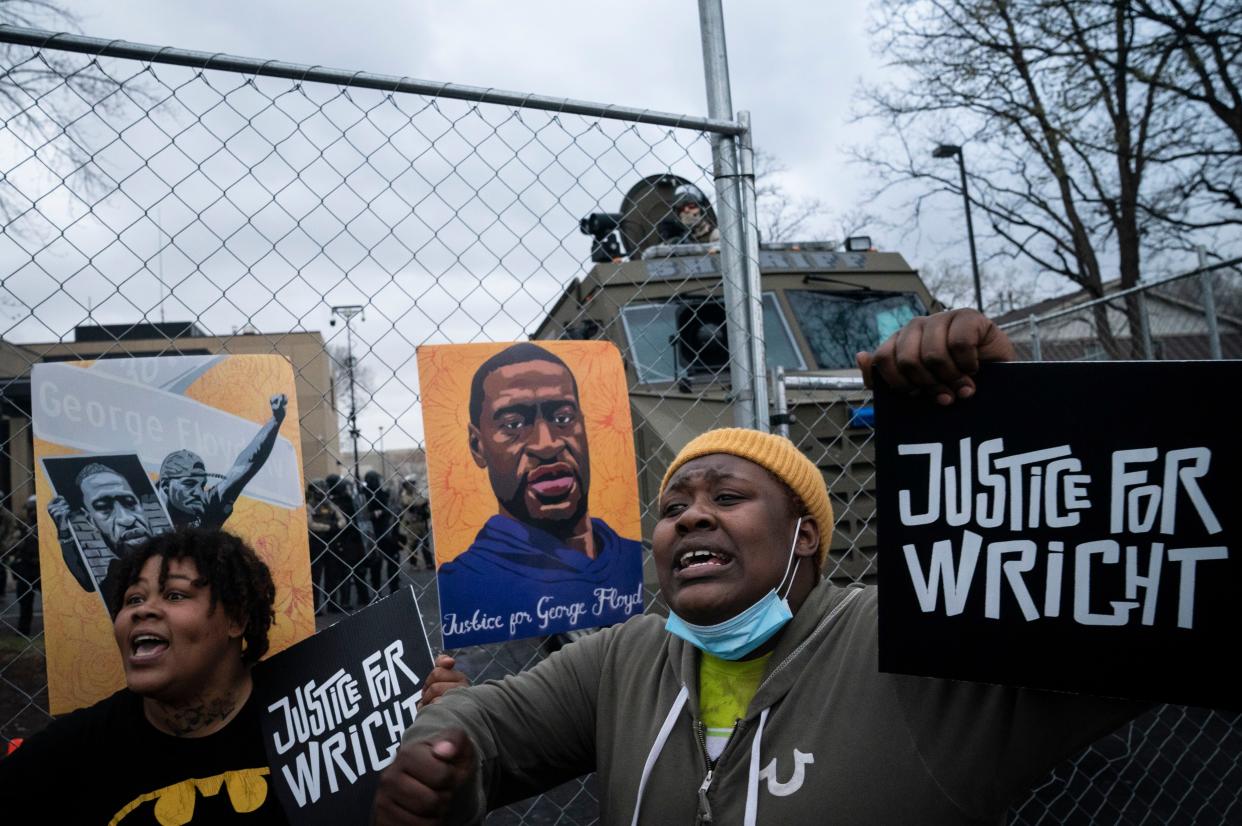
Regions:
[[47, 496, 71, 535], [48, 495, 94, 592], [270, 393, 288, 424]]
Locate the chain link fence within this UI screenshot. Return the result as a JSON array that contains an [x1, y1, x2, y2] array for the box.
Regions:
[[0, 24, 752, 824], [772, 283, 1242, 824], [992, 260, 1242, 822], [997, 258, 1242, 363], [1, 24, 1238, 825]]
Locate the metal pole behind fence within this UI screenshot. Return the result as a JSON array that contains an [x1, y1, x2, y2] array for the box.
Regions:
[[699, 0, 755, 429], [379, 426, 387, 482], [1135, 291, 1154, 360], [347, 324, 361, 480], [332, 305, 365, 480], [1197, 246, 1223, 360], [773, 366, 789, 438], [1028, 316, 1042, 362], [956, 149, 984, 313]]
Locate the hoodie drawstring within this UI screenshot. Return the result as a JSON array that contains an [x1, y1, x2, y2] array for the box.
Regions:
[[625, 680, 770, 824], [630, 684, 689, 826], [743, 707, 769, 826], [632, 589, 862, 825], [631, 686, 772, 826]]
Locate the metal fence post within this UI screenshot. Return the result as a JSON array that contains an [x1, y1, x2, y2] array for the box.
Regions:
[[737, 110, 768, 430], [1197, 246, 1223, 360], [699, 0, 756, 429], [1028, 315, 1042, 362], [1135, 291, 1155, 359], [999, 256, 1242, 360]]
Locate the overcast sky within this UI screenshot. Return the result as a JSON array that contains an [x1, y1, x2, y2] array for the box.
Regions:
[[4, 1, 962, 454], [64, 0, 893, 235]]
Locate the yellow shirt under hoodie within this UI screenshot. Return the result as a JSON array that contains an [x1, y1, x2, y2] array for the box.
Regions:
[[699, 652, 771, 762]]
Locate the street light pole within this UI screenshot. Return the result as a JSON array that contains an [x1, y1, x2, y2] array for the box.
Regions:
[[331, 304, 365, 483], [933, 143, 983, 312]]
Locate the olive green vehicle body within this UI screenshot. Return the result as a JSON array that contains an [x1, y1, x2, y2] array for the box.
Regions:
[[532, 246, 941, 585]]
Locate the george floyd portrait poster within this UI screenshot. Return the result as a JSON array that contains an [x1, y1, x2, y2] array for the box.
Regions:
[[417, 340, 644, 648], [32, 355, 315, 714]]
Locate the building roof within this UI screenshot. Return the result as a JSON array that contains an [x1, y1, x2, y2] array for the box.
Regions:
[[993, 277, 1242, 331]]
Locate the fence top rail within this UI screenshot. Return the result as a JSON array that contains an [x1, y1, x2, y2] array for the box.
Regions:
[[998, 256, 1242, 331], [0, 24, 744, 135], [780, 375, 866, 391]]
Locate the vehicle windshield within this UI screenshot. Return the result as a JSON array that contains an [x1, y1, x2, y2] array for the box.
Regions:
[[785, 290, 927, 369]]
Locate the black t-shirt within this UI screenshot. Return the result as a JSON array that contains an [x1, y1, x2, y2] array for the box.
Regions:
[[0, 687, 290, 825]]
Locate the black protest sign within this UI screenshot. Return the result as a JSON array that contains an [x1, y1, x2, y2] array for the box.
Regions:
[[875, 361, 1239, 710], [254, 588, 435, 824]]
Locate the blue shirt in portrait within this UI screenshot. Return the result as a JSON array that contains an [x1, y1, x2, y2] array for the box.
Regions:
[[436, 514, 644, 647]]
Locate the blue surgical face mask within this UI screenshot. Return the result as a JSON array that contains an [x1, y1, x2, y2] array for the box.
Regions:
[[665, 517, 803, 660]]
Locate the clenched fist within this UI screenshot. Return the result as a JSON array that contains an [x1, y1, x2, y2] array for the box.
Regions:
[[372, 728, 476, 826], [856, 309, 1015, 405]]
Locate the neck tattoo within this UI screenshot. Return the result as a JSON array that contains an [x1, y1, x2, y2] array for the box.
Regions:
[[149, 689, 242, 738]]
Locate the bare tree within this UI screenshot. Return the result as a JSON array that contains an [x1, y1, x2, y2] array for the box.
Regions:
[[1130, 0, 1240, 145], [327, 342, 375, 415], [753, 150, 828, 242], [0, 1, 140, 233], [919, 260, 1046, 315], [753, 150, 879, 245], [856, 0, 1237, 357], [1129, 0, 1242, 226]]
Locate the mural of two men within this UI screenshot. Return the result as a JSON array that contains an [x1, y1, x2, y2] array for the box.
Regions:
[[45, 394, 287, 611], [429, 342, 644, 648]]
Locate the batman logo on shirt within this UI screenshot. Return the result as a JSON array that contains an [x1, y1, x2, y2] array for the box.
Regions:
[[108, 767, 270, 826]]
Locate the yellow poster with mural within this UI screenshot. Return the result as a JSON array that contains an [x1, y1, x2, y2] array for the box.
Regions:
[[417, 340, 643, 648], [31, 355, 314, 714]]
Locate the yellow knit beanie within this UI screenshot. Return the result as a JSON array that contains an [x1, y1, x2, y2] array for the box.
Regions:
[[659, 428, 833, 564]]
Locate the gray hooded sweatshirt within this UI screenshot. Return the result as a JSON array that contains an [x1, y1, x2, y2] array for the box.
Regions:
[[405, 584, 1142, 825]]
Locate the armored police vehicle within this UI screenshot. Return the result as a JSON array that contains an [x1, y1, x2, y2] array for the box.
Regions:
[[534, 175, 942, 583]]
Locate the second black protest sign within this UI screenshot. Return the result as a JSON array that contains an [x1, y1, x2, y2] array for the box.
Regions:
[[254, 588, 435, 824]]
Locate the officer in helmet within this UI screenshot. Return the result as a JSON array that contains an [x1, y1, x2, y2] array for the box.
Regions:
[[306, 477, 344, 614], [325, 473, 375, 611], [364, 470, 402, 596], [13, 495, 41, 636], [400, 477, 434, 571], [663, 184, 720, 244]]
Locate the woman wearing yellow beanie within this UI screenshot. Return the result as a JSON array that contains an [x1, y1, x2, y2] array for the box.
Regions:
[[654, 427, 831, 661], [379, 310, 1141, 826]]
